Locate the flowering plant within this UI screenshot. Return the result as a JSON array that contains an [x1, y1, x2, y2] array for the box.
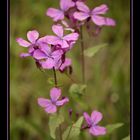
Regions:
[[16, 0, 126, 139]]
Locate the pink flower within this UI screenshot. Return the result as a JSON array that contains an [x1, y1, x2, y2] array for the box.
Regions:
[[38, 88, 69, 114], [33, 43, 64, 69], [72, 0, 86, 2], [74, 2, 116, 26], [59, 58, 72, 71], [16, 30, 47, 57], [45, 24, 79, 48], [46, 0, 75, 21], [83, 111, 106, 136]]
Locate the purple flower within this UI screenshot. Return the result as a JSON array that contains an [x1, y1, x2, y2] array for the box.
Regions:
[[59, 58, 72, 71], [74, 2, 116, 26], [72, 0, 86, 2], [16, 30, 47, 58], [46, 0, 75, 21], [83, 110, 106, 136], [33, 43, 64, 69], [38, 87, 69, 114], [45, 24, 79, 48]]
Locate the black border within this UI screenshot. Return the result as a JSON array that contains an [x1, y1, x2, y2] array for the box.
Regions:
[[131, 0, 133, 140], [3, 0, 133, 139], [0, 0, 8, 139]]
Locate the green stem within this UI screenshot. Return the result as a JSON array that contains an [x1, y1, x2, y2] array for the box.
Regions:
[[59, 124, 62, 140], [80, 26, 85, 84], [66, 125, 73, 140], [53, 67, 62, 140], [64, 73, 77, 83], [53, 67, 58, 87]]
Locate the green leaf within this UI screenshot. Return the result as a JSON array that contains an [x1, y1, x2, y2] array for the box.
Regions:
[[69, 84, 88, 110], [122, 135, 130, 140], [106, 123, 124, 134], [69, 84, 87, 96], [62, 116, 84, 140], [49, 113, 64, 139], [84, 43, 108, 57]]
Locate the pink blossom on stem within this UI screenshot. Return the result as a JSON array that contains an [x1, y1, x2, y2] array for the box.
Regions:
[[16, 30, 47, 57], [38, 87, 69, 114], [46, 0, 75, 21], [83, 110, 106, 136], [45, 24, 79, 48], [59, 58, 72, 71], [74, 2, 116, 26]]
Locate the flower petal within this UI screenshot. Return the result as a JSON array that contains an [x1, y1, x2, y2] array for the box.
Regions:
[[45, 104, 57, 113], [73, 12, 89, 21], [63, 33, 79, 41], [28, 46, 35, 53], [61, 40, 69, 48], [37, 36, 48, 44], [91, 110, 103, 125], [52, 25, 64, 37], [38, 98, 51, 107], [56, 97, 69, 106], [41, 58, 55, 69], [33, 49, 47, 60], [52, 50, 63, 60], [45, 35, 60, 45], [46, 8, 64, 21], [76, 2, 90, 13], [92, 4, 109, 15], [89, 126, 106, 136], [60, 0, 75, 11], [27, 30, 39, 43], [16, 38, 31, 47], [20, 53, 31, 58], [91, 15, 116, 26], [54, 59, 63, 70], [50, 87, 61, 102], [83, 112, 92, 126], [59, 58, 71, 71], [40, 43, 51, 55]]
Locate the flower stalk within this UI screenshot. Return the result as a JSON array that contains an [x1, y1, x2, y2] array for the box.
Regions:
[[53, 67, 58, 87], [80, 26, 86, 85], [53, 67, 63, 140]]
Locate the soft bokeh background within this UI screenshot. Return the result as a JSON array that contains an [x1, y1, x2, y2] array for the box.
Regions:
[[10, 0, 130, 140]]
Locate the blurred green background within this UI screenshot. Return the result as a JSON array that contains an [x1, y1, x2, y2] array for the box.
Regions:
[[10, 0, 130, 140]]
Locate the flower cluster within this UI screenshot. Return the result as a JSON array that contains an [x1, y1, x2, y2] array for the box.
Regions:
[[16, 0, 116, 137], [16, 0, 115, 71], [16, 25, 78, 71]]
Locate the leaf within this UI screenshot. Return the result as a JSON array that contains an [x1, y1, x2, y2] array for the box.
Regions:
[[69, 84, 87, 96], [122, 135, 130, 140], [106, 123, 124, 134], [69, 84, 88, 110], [62, 116, 84, 140], [49, 113, 64, 139], [84, 43, 107, 57]]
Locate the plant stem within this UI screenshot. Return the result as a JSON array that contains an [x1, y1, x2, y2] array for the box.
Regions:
[[80, 26, 85, 84], [66, 125, 73, 140], [64, 73, 77, 83], [53, 67, 58, 87], [59, 124, 62, 140], [52, 67, 62, 140]]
